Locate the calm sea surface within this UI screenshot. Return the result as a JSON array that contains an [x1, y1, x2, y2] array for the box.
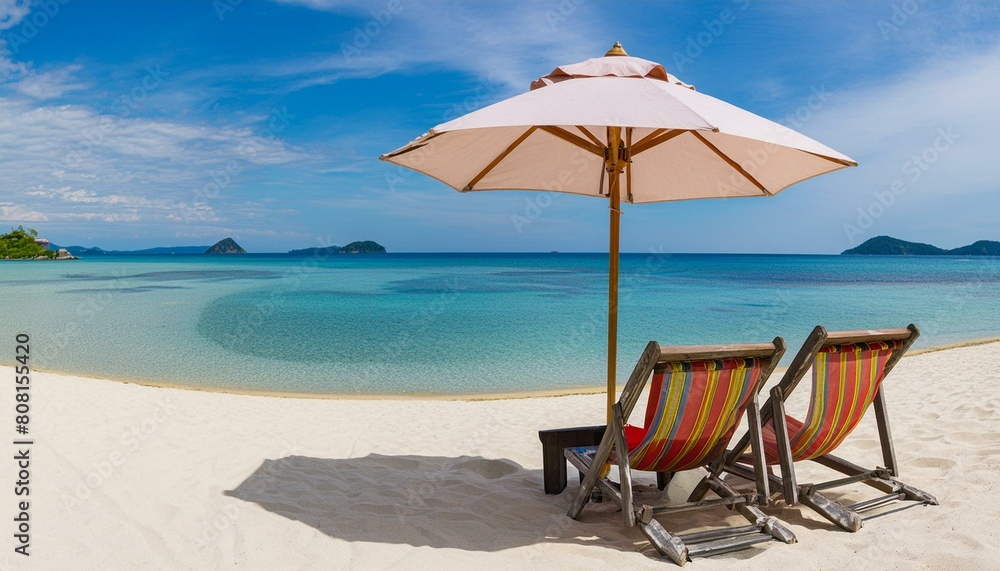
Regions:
[[1, 253, 997, 395]]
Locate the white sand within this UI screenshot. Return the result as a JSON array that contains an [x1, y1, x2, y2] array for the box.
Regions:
[[2, 342, 999, 570]]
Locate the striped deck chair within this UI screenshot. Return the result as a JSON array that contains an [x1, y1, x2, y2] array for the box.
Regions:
[[565, 339, 796, 566], [695, 325, 938, 532]]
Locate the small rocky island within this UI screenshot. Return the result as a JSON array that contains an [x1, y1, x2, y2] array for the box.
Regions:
[[843, 236, 1000, 256], [0, 226, 76, 260], [288, 240, 386, 255], [205, 238, 247, 254]]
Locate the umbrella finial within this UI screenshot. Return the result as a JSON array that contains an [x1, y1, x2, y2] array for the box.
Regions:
[[605, 42, 628, 57]]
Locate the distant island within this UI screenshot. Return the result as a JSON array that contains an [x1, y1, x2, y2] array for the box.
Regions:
[[55, 245, 211, 256], [843, 236, 1000, 256], [44, 237, 386, 256], [0, 226, 75, 260], [288, 240, 386, 255], [205, 238, 247, 254]]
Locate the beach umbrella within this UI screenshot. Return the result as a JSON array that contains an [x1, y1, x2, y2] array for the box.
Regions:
[[380, 43, 856, 419]]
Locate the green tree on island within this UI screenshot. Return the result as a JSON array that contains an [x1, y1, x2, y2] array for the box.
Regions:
[[0, 226, 55, 260]]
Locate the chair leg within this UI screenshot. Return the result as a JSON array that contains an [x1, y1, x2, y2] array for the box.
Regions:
[[612, 404, 636, 528], [704, 475, 796, 544], [897, 482, 939, 505], [812, 453, 938, 504], [798, 488, 863, 532], [872, 389, 899, 477], [635, 506, 689, 566], [791, 456, 937, 530], [770, 388, 798, 505], [567, 436, 615, 519], [736, 503, 797, 544], [746, 392, 770, 503], [759, 512, 798, 544]]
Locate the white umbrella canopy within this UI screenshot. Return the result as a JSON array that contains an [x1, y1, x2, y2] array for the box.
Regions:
[[382, 45, 855, 203], [381, 43, 856, 417]]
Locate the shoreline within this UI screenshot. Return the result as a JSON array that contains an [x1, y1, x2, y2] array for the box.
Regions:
[[9, 335, 1000, 402]]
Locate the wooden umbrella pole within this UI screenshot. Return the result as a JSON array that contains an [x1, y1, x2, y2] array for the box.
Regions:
[[606, 127, 622, 422]]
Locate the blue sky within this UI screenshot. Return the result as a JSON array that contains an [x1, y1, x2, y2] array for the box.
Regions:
[[0, 0, 998, 253]]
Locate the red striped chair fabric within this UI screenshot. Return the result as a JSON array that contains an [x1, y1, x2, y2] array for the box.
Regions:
[[623, 356, 770, 472], [760, 340, 901, 463]]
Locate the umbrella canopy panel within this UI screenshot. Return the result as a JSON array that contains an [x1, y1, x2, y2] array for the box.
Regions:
[[384, 125, 850, 203], [382, 56, 854, 203]]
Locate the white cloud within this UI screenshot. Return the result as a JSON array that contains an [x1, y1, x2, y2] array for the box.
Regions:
[[26, 185, 167, 208], [0, 46, 26, 81], [0, 0, 30, 31], [806, 42, 1000, 197], [0, 96, 313, 226], [1, 1, 33, 84], [258, 0, 602, 93], [62, 212, 142, 223], [15, 64, 86, 99], [0, 201, 47, 221], [739, 40, 1000, 252], [0, 2, 316, 235]]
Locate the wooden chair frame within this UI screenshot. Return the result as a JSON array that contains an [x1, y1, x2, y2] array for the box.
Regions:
[[565, 339, 796, 565], [694, 325, 938, 532]]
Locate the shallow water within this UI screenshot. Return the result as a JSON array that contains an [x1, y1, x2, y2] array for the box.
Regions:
[[1, 253, 997, 395]]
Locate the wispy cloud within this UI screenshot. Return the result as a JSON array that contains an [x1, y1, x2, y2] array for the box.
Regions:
[[0, 0, 30, 31], [15, 64, 87, 99], [808, 42, 1000, 196], [0, 91, 313, 227], [0, 201, 47, 222], [0, 2, 328, 242], [257, 0, 602, 94]]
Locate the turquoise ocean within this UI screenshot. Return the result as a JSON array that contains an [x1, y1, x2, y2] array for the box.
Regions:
[[1, 253, 997, 395]]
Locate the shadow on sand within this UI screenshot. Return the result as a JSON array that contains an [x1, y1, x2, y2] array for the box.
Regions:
[[225, 454, 794, 562]]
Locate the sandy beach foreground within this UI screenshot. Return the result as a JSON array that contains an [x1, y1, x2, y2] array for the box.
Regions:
[[3, 342, 999, 570]]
